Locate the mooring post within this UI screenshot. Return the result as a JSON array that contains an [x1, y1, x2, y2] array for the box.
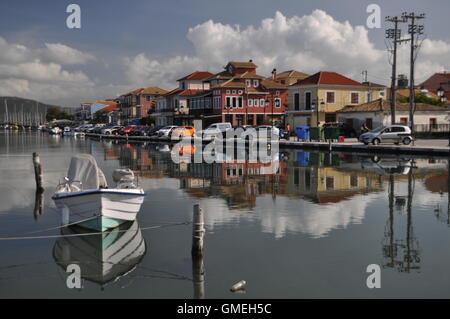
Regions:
[[32, 152, 44, 193], [192, 204, 205, 256]]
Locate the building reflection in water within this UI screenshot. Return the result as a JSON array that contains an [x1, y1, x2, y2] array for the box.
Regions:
[[99, 141, 449, 242], [53, 220, 146, 287]]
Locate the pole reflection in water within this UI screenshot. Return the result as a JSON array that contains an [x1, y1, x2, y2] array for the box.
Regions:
[[33, 189, 44, 220], [192, 254, 205, 299], [382, 160, 420, 273], [53, 220, 146, 287]]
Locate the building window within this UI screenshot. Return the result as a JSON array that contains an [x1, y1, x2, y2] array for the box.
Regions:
[[226, 97, 231, 108], [246, 80, 251, 87], [238, 90, 243, 95], [429, 118, 437, 127], [248, 99, 253, 107], [276, 91, 280, 95], [254, 99, 259, 107], [226, 90, 231, 94], [275, 98, 281, 108], [232, 97, 237, 108], [326, 92, 335, 104], [253, 80, 259, 87], [379, 91, 385, 97], [238, 97, 243, 108], [350, 175, 358, 188], [260, 99, 265, 107], [232, 90, 236, 94], [326, 177, 334, 190], [294, 93, 300, 110], [146, 96, 151, 102], [351, 92, 359, 104]]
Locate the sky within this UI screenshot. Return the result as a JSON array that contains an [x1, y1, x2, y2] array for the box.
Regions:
[[0, 0, 449, 107]]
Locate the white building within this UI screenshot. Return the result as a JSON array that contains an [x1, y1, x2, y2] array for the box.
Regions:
[[337, 98, 450, 134]]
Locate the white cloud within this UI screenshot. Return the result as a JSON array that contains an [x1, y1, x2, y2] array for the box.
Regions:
[[125, 10, 450, 88], [0, 37, 116, 105], [43, 43, 96, 65]]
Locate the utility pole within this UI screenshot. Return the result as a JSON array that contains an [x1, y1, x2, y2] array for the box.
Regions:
[[402, 12, 425, 134], [385, 16, 407, 125]]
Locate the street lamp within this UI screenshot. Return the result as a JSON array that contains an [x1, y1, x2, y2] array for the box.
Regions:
[[312, 98, 325, 127]]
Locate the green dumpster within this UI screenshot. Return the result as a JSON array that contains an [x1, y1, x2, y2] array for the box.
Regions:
[[324, 127, 341, 140], [309, 127, 325, 141]]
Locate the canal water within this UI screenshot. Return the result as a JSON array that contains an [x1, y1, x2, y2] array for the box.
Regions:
[[1, 131, 450, 298]]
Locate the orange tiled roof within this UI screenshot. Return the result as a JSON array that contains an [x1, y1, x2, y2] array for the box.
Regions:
[[276, 70, 309, 79], [228, 61, 258, 69], [163, 88, 182, 96], [260, 79, 287, 89], [140, 86, 168, 95], [177, 71, 214, 81], [98, 104, 119, 113], [338, 98, 447, 113], [292, 71, 364, 87]]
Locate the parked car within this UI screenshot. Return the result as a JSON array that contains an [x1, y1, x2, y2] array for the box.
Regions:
[[130, 126, 149, 136], [75, 124, 93, 132], [118, 126, 138, 135], [92, 126, 105, 134], [157, 126, 178, 137], [195, 122, 232, 139], [358, 125, 413, 145], [323, 122, 357, 138], [101, 125, 123, 135], [171, 126, 196, 138], [145, 125, 164, 136]]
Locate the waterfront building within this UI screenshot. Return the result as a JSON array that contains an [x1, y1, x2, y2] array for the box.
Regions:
[[287, 71, 383, 128]]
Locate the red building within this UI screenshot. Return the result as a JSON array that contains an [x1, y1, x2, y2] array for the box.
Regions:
[[137, 86, 168, 118], [189, 61, 288, 126]]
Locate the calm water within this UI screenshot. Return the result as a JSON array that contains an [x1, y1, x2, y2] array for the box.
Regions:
[[1, 131, 450, 298]]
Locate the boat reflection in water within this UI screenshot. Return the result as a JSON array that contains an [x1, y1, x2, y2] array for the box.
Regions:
[[53, 220, 146, 286]]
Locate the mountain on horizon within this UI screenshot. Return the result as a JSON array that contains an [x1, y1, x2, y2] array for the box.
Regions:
[[0, 96, 66, 123]]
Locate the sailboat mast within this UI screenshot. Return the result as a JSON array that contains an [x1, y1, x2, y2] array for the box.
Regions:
[[4, 99, 8, 124]]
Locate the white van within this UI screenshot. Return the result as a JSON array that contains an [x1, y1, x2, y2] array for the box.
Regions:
[[196, 122, 232, 138]]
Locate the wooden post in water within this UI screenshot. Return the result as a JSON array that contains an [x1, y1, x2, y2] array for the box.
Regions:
[[32, 152, 44, 193], [191, 204, 205, 256]]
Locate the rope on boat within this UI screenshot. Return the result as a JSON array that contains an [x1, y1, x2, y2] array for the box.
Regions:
[[0, 221, 191, 241]]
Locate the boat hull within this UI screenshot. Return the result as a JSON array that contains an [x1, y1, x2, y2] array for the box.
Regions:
[[53, 190, 145, 231]]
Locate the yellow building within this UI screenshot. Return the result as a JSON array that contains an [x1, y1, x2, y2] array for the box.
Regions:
[[287, 71, 387, 128]]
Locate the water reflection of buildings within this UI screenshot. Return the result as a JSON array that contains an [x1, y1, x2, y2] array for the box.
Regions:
[[99, 141, 450, 240], [287, 152, 383, 204]]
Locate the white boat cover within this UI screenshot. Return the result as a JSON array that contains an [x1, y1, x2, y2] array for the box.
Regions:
[[67, 154, 107, 190], [112, 168, 135, 183]]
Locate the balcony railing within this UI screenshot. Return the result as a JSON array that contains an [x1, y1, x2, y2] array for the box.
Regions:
[[414, 124, 450, 133]]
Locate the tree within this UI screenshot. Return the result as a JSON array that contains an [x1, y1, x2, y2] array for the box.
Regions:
[[46, 107, 73, 121], [398, 93, 447, 106]]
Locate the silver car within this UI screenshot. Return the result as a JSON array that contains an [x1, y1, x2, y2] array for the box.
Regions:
[[359, 125, 413, 145]]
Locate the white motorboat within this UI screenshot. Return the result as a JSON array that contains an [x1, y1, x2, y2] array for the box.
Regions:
[[52, 154, 146, 231], [53, 220, 146, 285]]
